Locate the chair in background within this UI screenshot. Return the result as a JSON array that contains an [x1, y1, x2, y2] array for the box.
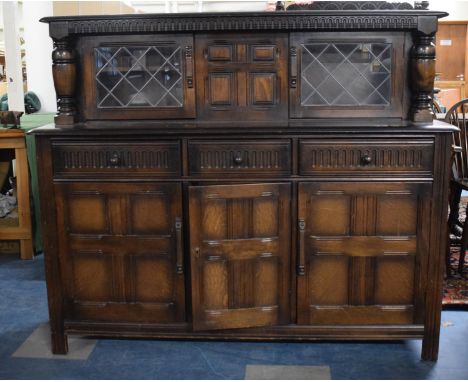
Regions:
[[445, 98, 468, 274], [433, 99, 442, 114], [432, 88, 442, 115]]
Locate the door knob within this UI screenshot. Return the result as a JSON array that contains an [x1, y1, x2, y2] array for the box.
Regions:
[[361, 155, 372, 165], [234, 155, 243, 165]]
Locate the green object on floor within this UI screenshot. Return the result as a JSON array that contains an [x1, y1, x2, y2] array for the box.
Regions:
[[21, 112, 55, 253]]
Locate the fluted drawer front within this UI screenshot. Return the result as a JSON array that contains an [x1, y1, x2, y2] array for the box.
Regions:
[[52, 140, 181, 177], [188, 140, 291, 176], [299, 139, 434, 176]]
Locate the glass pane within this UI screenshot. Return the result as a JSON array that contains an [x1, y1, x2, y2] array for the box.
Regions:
[[300, 42, 392, 106], [95, 45, 184, 108]]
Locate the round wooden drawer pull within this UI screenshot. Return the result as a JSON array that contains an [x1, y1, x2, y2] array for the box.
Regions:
[[109, 154, 121, 166], [234, 155, 243, 165], [361, 155, 372, 165]]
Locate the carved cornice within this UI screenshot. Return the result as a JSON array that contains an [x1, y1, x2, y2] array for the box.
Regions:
[[286, 1, 422, 11], [57, 14, 420, 37]]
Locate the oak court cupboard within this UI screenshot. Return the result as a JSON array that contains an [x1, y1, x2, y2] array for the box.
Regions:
[[32, 1, 454, 361]]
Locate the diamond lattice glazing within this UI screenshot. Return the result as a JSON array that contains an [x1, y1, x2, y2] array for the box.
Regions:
[[300, 42, 392, 106], [95, 46, 183, 108]]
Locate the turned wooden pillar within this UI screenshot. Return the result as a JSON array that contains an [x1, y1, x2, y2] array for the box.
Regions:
[[410, 31, 436, 123], [52, 38, 76, 125]]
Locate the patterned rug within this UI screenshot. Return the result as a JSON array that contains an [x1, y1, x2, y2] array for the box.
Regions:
[[444, 247, 468, 305], [445, 197, 468, 306]]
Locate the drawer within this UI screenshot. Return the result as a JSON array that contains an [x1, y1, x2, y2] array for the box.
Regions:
[[299, 139, 434, 176], [52, 140, 181, 177], [188, 140, 291, 176]]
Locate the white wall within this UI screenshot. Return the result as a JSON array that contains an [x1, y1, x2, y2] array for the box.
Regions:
[[2, 1, 24, 112], [23, 1, 56, 112], [130, 0, 269, 13], [430, 0, 468, 19]]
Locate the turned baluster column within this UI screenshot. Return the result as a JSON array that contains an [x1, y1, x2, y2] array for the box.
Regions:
[[52, 38, 76, 125], [410, 31, 436, 123]]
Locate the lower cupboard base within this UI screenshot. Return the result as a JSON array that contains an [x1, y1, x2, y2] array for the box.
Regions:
[[52, 321, 437, 360]]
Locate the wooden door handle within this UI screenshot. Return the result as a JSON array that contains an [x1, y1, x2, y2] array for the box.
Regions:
[[175, 218, 183, 274], [298, 218, 305, 276], [290, 47, 298, 88], [185, 46, 194, 88]]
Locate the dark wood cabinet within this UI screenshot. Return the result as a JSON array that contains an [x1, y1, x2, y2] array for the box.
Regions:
[[34, 2, 452, 361]]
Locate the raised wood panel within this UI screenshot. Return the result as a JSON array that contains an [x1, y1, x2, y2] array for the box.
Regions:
[[72, 251, 113, 302], [297, 182, 429, 326], [374, 256, 415, 305], [188, 140, 291, 176], [307, 255, 349, 305], [255, 255, 279, 306], [129, 253, 174, 303], [252, 45, 276, 62], [52, 141, 181, 177], [55, 182, 185, 323], [208, 45, 233, 61], [251, 73, 276, 105], [307, 193, 351, 236], [299, 139, 434, 175], [203, 257, 228, 310], [189, 183, 290, 331], [66, 192, 110, 235], [128, 192, 172, 235], [376, 193, 417, 236], [208, 73, 234, 106], [196, 33, 288, 121]]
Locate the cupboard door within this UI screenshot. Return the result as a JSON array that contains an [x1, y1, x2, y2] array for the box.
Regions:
[[80, 34, 195, 120], [55, 182, 185, 323], [297, 182, 430, 325], [290, 32, 407, 119], [189, 183, 290, 330], [195, 34, 288, 121]]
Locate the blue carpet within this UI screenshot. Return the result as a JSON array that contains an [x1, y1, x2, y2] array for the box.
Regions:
[[0, 254, 467, 379]]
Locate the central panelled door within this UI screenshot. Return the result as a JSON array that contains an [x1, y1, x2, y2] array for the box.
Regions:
[[189, 183, 291, 331]]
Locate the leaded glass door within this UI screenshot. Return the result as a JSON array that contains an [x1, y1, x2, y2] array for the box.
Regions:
[[81, 34, 195, 120], [290, 32, 407, 119]]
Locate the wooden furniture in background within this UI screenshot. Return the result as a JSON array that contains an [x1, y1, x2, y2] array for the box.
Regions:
[[446, 99, 468, 274], [435, 20, 468, 110], [434, 80, 466, 111], [0, 129, 33, 260], [33, 2, 453, 361], [435, 21, 468, 81]]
